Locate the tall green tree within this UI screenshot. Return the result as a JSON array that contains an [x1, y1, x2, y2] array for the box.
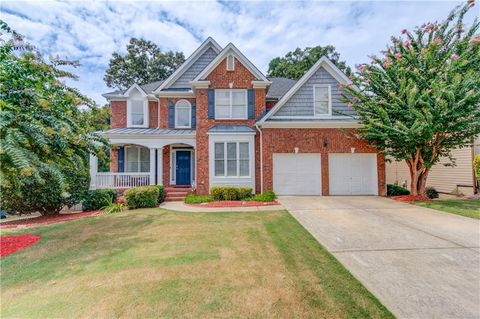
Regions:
[[104, 38, 185, 90], [79, 104, 111, 132], [0, 21, 108, 213], [343, 2, 480, 196], [267, 45, 351, 80]]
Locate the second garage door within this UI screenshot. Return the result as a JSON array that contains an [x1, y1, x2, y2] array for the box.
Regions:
[[273, 153, 321, 195], [329, 153, 378, 195]]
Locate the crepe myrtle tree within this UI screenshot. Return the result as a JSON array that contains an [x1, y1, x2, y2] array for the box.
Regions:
[[0, 21, 108, 207], [342, 2, 480, 196]]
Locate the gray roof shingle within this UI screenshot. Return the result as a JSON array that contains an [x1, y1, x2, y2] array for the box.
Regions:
[[266, 77, 297, 100], [102, 80, 165, 98]]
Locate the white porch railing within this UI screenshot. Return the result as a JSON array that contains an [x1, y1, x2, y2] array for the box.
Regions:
[[95, 172, 151, 189]]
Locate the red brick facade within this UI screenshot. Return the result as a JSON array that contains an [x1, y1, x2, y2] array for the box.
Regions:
[[111, 101, 127, 128], [261, 128, 386, 195]]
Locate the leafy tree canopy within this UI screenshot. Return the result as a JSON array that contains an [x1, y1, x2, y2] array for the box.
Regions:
[[342, 2, 480, 195], [79, 104, 111, 132], [0, 21, 107, 195], [104, 38, 185, 90], [267, 45, 351, 79]]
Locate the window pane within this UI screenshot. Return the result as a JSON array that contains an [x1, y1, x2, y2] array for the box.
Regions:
[[214, 143, 224, 160], [227, 143, 237, 176], [315, 101, 329, 115], [132, 114, 144, 125], [239, 160, 249, 176], [131, 100, 144, 113], [140, 162, 149, 172], [127, 162, 138, 173], [232, 91, 245, 106], [126, 148, 137, 162], [232, 105, 246, 118], [227, 143, 236, 160], [176, 108, 190, 127], [315, 87, 329, 101], [216, 90, 230, 105], [171, 151, 176, 181], [215, 160, 224, 176], [239, 143, 249, 159], [140, 148, 150, 161]]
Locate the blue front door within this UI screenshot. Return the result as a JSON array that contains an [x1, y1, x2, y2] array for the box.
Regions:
[[176, 151, 191, 185]]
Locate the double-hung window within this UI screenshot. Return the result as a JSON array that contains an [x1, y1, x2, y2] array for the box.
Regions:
[[313, 84, 331, 116], [215, 89, 247, 119], [214, 142, 249, 177], [175, 100, 191, 128], [128, 99, 147, 127], [125, 146, 150, 172]]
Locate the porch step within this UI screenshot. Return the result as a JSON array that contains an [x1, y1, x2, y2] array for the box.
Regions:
[[163, 187, 193, 202], [164, 196, 188, 202]]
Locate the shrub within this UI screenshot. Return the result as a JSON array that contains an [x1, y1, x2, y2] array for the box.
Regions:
[[425, 187, 439, 199], [184, 194, 214, 204], [101, 201, 125, 214], [83, 189, 117, 211], [210, 187, 225, 201], [387, 184, 410, 196], [124, 186, 159, 209], [249, 191, 276, 202], [156, 185, 165, 203], [237, 187, 253, 200], [223, 187, 239, 200], [474, 154, 480, 180]]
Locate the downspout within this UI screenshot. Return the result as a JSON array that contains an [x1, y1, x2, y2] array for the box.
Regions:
[[255, 124, 263, 193]]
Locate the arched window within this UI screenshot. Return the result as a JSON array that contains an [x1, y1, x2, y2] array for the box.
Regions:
[[175, 100, 191, 128]]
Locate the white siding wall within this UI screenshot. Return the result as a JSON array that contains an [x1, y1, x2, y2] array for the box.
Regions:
[[386, 147, 475, 195]]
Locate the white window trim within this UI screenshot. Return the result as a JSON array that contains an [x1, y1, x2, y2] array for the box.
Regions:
[[213, 141, 250, 178], [214, 89, 247, 120], [124, 145, 150, 173], [226, 54, 235, 71], [313, 84, 332, 117], [127, 99, 149, 128], [170, 147, 195, 185], [174, 100, 192, 128]]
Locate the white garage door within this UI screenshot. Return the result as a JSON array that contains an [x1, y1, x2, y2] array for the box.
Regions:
[[273, 153, 321, 195], [329, 154, 378, 195]]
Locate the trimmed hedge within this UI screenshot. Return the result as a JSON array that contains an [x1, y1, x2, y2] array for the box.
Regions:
[[83, 189, 117, 211], [387, 184, 410, 196], [249, 191, 276, 202], [184, 194, 214, 204], [156, 185, 165, 203], [124, 186, 159, 209], [210, 187, 253, 201]]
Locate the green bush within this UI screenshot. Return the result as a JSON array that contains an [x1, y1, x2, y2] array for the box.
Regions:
[[425, 187, 439, 199], [237, 187, 253, 200], [210, 187, 225, 201], [223, 187, 239, 200], [156, 185, 165, 203], [387, 184, 410, 196], [249, 191, 276, 202], [83, 189, 117, 211], [184, 194, 214, 204], [124, 186, 159, 209]]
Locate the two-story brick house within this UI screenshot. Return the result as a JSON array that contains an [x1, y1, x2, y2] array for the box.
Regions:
[[90, 37, 385, 199]]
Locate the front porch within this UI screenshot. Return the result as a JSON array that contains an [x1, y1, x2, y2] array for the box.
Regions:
[[89, 128, 196, 190]]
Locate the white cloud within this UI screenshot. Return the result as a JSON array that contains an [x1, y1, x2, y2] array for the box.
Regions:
[[1, 0, 474, 104]]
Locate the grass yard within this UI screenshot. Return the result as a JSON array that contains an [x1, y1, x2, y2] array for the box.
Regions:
[[1, 209, 392, 318], [415, 199, 480, 219]]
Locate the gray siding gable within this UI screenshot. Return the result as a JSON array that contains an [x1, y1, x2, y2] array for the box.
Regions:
[[168, 47, 218, 89], [274, 66, 356, 117]]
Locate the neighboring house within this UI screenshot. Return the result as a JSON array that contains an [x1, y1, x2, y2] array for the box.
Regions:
[[386, 138, 479, 195], [90, 37, 385, 198]]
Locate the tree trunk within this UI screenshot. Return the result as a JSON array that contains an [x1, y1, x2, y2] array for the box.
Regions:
[[406, 159, 430, 196]]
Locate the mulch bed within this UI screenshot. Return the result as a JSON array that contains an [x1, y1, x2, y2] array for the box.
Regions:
[[190, 200, 280, 208], [390, 195, 432, 202], [0, 211, 100, 229], [0, 234, 41, 257]]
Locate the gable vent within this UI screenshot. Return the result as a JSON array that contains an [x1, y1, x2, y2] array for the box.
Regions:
[[226, 54, 235, 71]]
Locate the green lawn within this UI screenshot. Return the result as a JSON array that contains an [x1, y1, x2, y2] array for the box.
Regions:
[[0, 209, 392, 318], [415, 199, 480, 219]]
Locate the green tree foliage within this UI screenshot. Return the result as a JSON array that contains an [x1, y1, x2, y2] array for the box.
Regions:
[[343, 3, 480, 196], [267, 45, 351, 80], [79, 104, 111, 132], [0, 21, 108, 214], [104, 38, 185, 89]]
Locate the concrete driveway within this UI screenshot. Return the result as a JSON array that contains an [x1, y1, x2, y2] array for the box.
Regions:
[[279, 196, 480, 319]]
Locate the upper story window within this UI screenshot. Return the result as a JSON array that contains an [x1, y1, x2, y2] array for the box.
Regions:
[[215, 89, 247, 119], [127, 98, 148, 127], [175, 100, 191, 128], [313, 84, 331, 116], [226, 54, 235, 71]]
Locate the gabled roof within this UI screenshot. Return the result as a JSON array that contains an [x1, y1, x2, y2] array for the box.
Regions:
[[193, 43, 270, 83], [153, 37, 222, 93], [257, 57, 353, 124], [266, 77, 297, 100], [102, 80, 164, 99]]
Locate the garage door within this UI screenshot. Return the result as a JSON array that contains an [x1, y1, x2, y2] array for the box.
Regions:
[[273, 153, 321, 195], [329, 154, 378, 195]]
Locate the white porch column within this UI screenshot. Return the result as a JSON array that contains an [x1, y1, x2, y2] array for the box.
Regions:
[[149, 148, 156, 185], [89, 154, 98, 189], [157, 148, 163, 185]]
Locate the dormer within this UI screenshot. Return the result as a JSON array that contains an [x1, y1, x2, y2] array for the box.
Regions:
[[124, 84, 149, 128]]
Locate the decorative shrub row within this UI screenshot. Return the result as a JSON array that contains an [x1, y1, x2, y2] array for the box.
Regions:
[[387, 184, 410, 196], [210, 187, 253, 201], [124, 186, 160, 209], [249, 191, 276, 202], [83, 189, 117, 211]]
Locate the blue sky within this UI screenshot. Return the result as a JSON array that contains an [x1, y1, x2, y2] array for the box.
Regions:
[[1, 0, 476, 105]]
